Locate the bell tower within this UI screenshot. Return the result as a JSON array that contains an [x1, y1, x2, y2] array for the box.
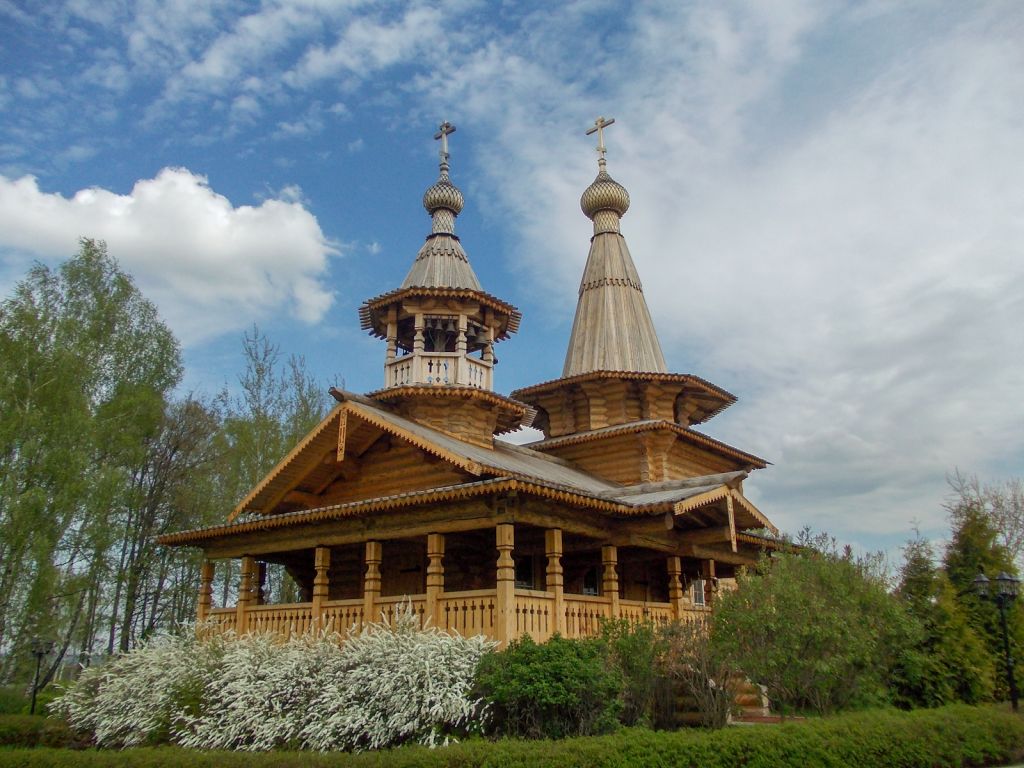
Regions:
[[358, 122, 528, 446]]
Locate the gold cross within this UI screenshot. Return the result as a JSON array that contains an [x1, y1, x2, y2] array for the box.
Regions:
[[586, 116, 615, 165], [434, 120, 456, 165]]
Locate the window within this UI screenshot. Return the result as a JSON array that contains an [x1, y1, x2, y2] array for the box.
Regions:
[[514, 557, 535, 589], [692, 577, 705, 606]]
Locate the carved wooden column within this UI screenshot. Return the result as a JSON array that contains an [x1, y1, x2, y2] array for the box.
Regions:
[[197, 559, 215, 624], [386, 308, 398, 363], [701, 558, 717, 608], [363, 541, 382, 623], [601, 545, 620, 619], [425, 533, 445, 629], [667, 556, 687, 620], [236, 556, 257, 634], [495, 523, 516, 646], [545, 529, 566, 635], [412, 313, 425, 381], [312, 546, 330, 631]]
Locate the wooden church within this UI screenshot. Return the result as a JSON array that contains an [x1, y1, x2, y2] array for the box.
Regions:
[[160, 119, 779, 645]]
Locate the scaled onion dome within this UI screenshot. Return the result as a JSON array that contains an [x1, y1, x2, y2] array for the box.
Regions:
[[423, 171, 464, 217], [580, 169, 630, 220]]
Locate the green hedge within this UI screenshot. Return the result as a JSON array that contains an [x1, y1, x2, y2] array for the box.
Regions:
[[0, 716, 86, 749], [0, 705, 1021, 767]]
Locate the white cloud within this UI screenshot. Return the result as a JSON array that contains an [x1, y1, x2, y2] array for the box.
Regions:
[[0, 168, 338, 345], [410, 1, 1024, 545]]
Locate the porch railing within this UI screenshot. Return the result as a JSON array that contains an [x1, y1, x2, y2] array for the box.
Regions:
[[204, 588, 708, 643]]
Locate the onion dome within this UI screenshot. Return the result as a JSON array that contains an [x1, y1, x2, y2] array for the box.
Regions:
[[580, 170, 630, 219], [423, 173, 464, 216]]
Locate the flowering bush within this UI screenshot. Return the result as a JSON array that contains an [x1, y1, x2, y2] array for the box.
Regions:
[[53, 606, 494, 752]]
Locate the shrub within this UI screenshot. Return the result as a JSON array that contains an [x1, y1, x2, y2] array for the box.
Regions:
[[52, 606, 494, 751], [0, 715, 84, 748], [298, 608, 494, 751], [1, 704, 1022, 767], [474, 634, 621, 739], [52, 629, 223, 747], [714, 545, 916, 715], [600, 619, 665, 727], [659, 618, 737, 729]]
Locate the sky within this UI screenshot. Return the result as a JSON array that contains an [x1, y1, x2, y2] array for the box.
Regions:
[[1, 0, 1022, 558]]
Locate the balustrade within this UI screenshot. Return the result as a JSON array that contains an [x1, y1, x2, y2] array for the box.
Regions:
[[384, 353, 492, 389]]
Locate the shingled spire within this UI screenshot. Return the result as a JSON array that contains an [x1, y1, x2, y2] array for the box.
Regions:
[[401, 120, 482, 291], [562, 116, 667, 377]]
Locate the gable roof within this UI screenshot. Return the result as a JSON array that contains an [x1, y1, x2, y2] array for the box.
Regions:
[[225, 391, 776, 537]]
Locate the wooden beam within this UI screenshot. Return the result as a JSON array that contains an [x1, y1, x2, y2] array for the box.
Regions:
[[680, 526, 733, 546]]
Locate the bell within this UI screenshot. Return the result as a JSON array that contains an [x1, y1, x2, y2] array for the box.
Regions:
[[445, 319, 457, 334]]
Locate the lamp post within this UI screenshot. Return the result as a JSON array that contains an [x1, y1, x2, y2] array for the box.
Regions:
[[29, 638, 54, 716], [973, 571, 1020, 712]]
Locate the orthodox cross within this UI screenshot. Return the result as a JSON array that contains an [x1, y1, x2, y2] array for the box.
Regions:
[[434, 120, 456, 168], [586, 116, 615, 168]]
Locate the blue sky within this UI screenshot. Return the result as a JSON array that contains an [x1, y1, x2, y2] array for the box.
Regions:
[[2, 0, 1023, 558]]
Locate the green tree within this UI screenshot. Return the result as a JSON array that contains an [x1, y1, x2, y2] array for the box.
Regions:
[[216, 327, 329, 604], [891, 534, 993, 707], [943, 481, 1023, 704], [0, 239, 182, 683], [712, 536, 916, 716]]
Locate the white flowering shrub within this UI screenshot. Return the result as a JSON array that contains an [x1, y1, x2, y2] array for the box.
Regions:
[[302, 607, 495, 751], [53, 606, 495, 752], [52, 629, 226, 747]]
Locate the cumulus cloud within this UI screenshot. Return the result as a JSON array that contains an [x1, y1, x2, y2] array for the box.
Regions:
[[0, 168, 338, 345], [411, 1, 1024, 545]]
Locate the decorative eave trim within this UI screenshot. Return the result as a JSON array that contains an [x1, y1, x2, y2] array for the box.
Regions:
[[510, 370, 736, 406], [731, 492, 777, 535], [227, 405, 345, 523], [736, 532, 792, 551], [363, 385, 534, 434], [530, 419, 769, 470], [161, 477, 636, 547], [358, 287, 522, 337], [673, 488, 778, 536]]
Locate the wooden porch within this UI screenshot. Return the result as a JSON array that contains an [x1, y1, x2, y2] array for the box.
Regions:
[[197, 524, 716, 645]]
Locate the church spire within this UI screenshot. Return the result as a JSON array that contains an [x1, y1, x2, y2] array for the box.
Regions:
[[401, 120, 482, 291], [562, 117, 667, 377]]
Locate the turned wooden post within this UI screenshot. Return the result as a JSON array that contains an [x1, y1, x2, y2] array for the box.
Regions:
[[667, 556, 688, 620], [545, 529, 566, 635], [236, 556, 257, 634], [312, 546, 330, 631], [701, 558, 717, 608], [197, 559, 214, 624], [602, 545, 620, 619], [363, 541, 382, 623], [495, 523, 516, 646], [425, 533, 445, 629]]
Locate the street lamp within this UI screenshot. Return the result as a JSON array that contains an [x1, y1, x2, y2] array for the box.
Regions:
[[973, 571, 1020, 712], [29, 638, 55, 716]]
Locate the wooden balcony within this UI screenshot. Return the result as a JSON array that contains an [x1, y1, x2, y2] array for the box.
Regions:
[[385, 352, 492, 389], [204, 588, 710, 643]]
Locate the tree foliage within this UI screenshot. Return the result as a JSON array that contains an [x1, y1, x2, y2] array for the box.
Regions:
[[712, 535, 916, 715], [0, 242, 328, 689], [890, 534, 993, 707], [942, 476, 1023, 703]]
